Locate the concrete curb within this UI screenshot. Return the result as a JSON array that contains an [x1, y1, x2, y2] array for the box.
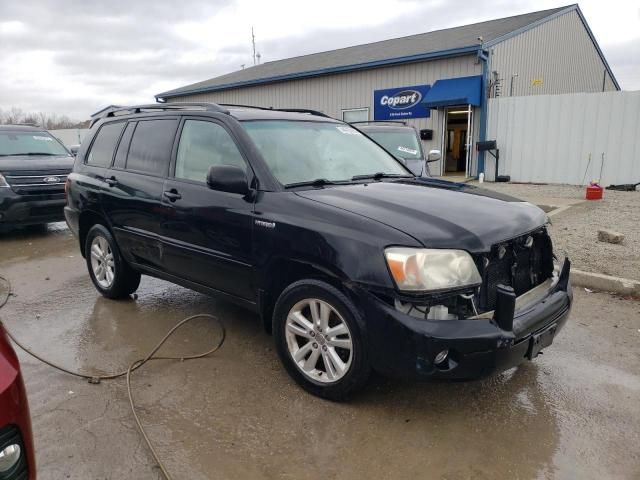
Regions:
[[571, 269, 640, 298]]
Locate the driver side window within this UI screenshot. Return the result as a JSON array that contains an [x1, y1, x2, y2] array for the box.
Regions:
[[175, 120, 246, 182]]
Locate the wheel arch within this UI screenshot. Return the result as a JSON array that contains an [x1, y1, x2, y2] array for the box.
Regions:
[[78, 209, 110, 258], [259, 257, 351, 335]]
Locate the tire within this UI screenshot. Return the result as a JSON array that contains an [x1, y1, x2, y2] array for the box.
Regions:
[[273, 279, 371, 400], [85, 224, 141, 299]]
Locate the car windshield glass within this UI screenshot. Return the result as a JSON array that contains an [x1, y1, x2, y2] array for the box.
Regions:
[[0, 131, 69, 157], [241, 120, 409, 185], [364, 129, 423, 160]]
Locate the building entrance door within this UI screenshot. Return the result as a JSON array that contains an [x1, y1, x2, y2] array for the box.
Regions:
[[441, 105, 473, 177]]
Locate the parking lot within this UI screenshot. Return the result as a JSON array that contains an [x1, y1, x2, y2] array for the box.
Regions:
[[0, 222, 638, 480]]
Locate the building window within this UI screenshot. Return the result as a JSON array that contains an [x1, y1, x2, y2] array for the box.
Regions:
[[342, 108, 369, 123]]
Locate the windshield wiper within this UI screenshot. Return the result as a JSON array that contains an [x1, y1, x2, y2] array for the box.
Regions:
[[351, 172, 414, 181], [284, 178, 348, 189]]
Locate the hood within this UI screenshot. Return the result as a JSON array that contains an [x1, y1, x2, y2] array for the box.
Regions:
[[295, 179, 547, 252], [0, 154, 74, 173]]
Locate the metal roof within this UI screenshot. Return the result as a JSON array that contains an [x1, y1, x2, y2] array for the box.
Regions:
[[157, 5, 573, 100]]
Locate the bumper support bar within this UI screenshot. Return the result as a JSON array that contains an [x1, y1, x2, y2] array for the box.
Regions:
[[494, 284, 516, 331]]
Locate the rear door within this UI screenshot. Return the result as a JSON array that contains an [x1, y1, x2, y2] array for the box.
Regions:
[[101, 118, 178, 270], [160, 117, 255, 300]]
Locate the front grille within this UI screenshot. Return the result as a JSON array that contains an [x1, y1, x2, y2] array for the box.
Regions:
[[4, 169, 69, 195], [0, 424, 28, 479], [476, 228, 554, 311]]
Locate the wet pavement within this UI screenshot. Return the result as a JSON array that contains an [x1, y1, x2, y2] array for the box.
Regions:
[[1, 223, 639, 479]]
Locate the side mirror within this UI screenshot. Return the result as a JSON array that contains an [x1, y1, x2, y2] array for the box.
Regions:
[[69, 145, 79, 156], [427, 149, 441, 163], [206, 165, 249, 195]]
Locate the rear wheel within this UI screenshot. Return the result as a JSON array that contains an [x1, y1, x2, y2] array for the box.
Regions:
[[273, 279, 370, 400], [85, 224, 140, 299]]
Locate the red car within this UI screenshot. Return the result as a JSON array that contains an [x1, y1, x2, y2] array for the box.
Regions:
[[0, 322, 35, 479]]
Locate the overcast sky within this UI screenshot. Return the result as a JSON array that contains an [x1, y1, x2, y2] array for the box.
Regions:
[[1, 0, 638, 120]]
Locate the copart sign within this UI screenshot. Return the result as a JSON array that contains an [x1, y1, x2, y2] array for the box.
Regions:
[[374, 84, 431, 120]]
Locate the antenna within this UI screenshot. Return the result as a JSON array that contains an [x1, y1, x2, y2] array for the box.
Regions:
[[252, 27, 256, 65], [256, 52, 261, 64]]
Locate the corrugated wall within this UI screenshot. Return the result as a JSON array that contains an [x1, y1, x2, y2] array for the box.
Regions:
[[489, 9, 617, 97], [49, 128, 89, 147], [168, 55, 483, 175], [486, 91, 640, 185]]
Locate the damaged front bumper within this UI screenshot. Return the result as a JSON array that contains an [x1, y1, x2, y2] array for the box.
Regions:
[[357, 258, 572, 380]]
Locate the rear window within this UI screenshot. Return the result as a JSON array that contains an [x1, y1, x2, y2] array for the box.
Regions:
[[125, 119, 177, 176], [87, 122, 125, 167], [0, 131, 70, 157]]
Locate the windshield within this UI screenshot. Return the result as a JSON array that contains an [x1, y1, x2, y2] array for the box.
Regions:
[[241, 120, 410, 185], [0, 131, 70, 157], [364, 129, 423, 160]]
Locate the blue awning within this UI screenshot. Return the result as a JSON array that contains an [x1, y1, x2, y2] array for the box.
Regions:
[[421, 75, 482, 109]]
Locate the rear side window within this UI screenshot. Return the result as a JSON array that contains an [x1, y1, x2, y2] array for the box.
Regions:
[[175, 120, 246, 182], [126, 119, 177, 176], [113, 122, 136, 169], [87, 122, 125, 167]]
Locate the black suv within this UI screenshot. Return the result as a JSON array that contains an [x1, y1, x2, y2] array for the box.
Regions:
[[65, 103, 572, 400], [0, 125, 74, 228]]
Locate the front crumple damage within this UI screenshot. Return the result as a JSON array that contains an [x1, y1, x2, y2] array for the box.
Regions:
[[347, 258, 572, 380]]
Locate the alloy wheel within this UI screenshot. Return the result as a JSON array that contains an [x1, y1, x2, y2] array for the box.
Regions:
[[285, 298, 353, 383], [90, 235, 115, 289]]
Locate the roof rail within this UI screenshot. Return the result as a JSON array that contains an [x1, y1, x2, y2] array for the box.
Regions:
[[349, 120, 408, 126], [278, 108, 332, 118], [90, 102, 229, 127], [218, 104, 332, 119]]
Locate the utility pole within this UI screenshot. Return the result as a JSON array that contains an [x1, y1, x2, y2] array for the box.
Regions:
[[252, 27, 256, 66]]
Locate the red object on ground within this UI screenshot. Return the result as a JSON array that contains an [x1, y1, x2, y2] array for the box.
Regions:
[[586, 183, 604, 200], [0, 323, 36, 479]]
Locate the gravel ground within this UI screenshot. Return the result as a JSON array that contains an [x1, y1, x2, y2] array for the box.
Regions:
[[475, 183, 640, 280]]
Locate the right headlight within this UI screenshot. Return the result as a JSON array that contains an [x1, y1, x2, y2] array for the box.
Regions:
[[385, 247, 482, 292]]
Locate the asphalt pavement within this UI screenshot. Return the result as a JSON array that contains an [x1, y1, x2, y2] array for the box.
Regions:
[[1, 223, 639, 479]]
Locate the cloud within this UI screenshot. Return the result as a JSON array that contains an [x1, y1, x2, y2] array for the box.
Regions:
[[0, 0, 237, 118], [0, 0, 638, 120], [600, 37, 640, 89]]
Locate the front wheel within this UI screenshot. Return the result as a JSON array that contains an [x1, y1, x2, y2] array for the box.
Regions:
[[273, 279, 371, 400], [85, 224, 140, 299]]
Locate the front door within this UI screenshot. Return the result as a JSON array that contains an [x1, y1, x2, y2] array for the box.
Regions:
[[160, 118, 255, 301]]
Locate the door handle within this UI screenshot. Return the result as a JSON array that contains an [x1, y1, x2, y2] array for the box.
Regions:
[[105, 176, 118, 187], [163, 190, 182, 202]]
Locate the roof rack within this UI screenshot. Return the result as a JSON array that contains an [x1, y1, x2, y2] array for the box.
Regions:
[[219, 104, 332, 119], [90, 103, 229, 127], [279, 108, 332, 118], [349, 120, 408, 126]]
